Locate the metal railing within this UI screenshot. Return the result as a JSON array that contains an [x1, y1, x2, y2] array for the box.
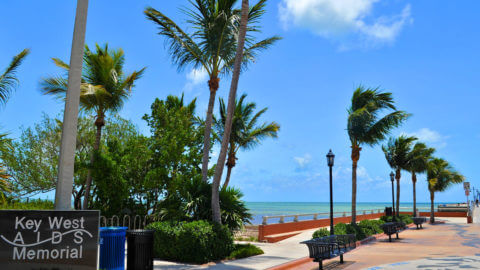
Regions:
[[100, 214, 154, 230], [261, 209, 385, 225]]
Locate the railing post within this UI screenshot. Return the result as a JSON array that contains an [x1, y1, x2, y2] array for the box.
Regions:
[[363, 210, 366, 215], [342, 212, 346, 217], [294, 215, 299, 222], [262, 216, 267, 225], [313, 214, 318, 220], [279, 216, 285, 223]]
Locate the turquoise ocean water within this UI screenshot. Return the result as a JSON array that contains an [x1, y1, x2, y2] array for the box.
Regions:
[[246, 202, 445, 224]]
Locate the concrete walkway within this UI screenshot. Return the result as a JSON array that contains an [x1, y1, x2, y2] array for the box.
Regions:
[[153, 228, 317, 269]]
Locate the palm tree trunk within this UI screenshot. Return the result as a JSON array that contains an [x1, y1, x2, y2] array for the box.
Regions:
[[222, 145, 236, 190], [222, 166, 233, 190], [412, 172, 417, 217], [395, 169, 401, 217], [201, 76, 220, 183], [351, 145, 361, 224], [430, 191, 435, 223], [211, 0, 249, 224], [54, 0, 89, 210], [82, 119, 103, 209]]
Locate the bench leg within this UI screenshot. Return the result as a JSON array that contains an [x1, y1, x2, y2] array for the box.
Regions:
[[396, 232, 399, 239], [421, 224, 423, 229], [319, 260, 323, 270], [340, 254, 344, 264], [389, 234, 392, 242], [416, 224, 419, 229]]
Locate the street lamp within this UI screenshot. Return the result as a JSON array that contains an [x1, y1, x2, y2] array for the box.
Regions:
[[390, 171, 395, 219], [327, 150, 335, 235]]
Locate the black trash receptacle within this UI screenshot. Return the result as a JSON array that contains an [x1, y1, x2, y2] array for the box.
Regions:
[[385, 207, 393, 216], [127, 229, 154, 270]]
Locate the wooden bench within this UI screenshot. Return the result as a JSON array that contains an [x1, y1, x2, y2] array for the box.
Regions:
[[380, 222, 405, 242], [301, 234, 356, 270], [412, 217, 427, 229]]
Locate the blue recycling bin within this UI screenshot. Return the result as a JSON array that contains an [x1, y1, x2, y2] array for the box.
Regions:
[[100, 227, 128, 270]]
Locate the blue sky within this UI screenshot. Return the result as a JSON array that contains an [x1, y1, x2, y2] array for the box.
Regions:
[[1, 0, 479, 203]]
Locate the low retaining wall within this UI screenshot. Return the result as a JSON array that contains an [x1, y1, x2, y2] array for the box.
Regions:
[[258, 212, 382, 242], [258, 211, 467, 242]]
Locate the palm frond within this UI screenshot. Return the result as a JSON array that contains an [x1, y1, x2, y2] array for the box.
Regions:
[[0, 49, 30, 107]]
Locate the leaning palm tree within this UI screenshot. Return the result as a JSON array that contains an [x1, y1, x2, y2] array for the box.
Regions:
[[40, 44, 145, 209], [382, 135, 417, 217], [405, 142, 435, 217], [145, 0, 280, 183], [347, 86, 409, 223], [214, 94, 279, 190], [0, 49, 29, 107], [427, 158, 464, 223]]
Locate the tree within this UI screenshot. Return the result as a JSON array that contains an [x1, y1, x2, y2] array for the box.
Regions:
[[427, 158, 464, 223], [214, 94, 279, 189], [347, 86, 409, 223], [145, 0, 280, 183], [405, 142, 435, 217], [0, 134, 12, 204], [382, 135, 417, 217], [211, 0, 250, 223], [40, 44, 145, 209], [0, 49, 29, 107]]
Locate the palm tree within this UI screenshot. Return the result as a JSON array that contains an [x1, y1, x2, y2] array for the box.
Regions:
[[145, 0, 280, 183], [347, 86, 409, 223], [41, 44, 145, 209], [405, 142, 435, 217], [214, 94, 279, 190], [211, 0, 250, 224], [382, 135, 417, 217], [0, 49, 29, 107], [427, 158, 464, 223]]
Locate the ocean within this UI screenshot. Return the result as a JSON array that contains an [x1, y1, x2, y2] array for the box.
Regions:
[[245, 202, 444, 224]]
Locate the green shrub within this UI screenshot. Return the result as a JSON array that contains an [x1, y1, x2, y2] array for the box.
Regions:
[[334, 223, 347, 235], [228, 244, 264, 260], [146, 220, 234, 264], [380, 214, 413, 225], [358, 219, 385, 236], [345, 223, 366, 241], [0, 198, 54, 210], [312, 228, 330, 239]]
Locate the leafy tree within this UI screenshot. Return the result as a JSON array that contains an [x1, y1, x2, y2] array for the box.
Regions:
[[214, 94, 279, 189], [40, 44, 145, 209], [427, 158, 464, 223], [0, 134, 12, 203], [405, 142, 435, 217], [382, 135, 417, 217], [145, 0, 280, 183], [0, 49, 29, 107], [347, 86, 409, 222]]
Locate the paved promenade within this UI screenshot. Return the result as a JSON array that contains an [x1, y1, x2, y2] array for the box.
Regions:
[[153, 217, 478, 270]]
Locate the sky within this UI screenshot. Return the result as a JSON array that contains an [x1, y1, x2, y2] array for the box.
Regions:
[[1, 0, 479, 203]]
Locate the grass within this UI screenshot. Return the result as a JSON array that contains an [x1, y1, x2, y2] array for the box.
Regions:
[[227, 244, 264, 260], [235, 235, 258, 242], [0, 198, 54, 210]]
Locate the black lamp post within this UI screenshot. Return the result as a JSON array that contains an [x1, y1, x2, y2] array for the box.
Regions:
[[390, 171, 395, 219], [327, 150, 335, 235]]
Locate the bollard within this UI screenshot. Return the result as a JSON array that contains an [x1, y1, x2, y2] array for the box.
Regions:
[[294, 215, 299, 222], [279, 216, 284, 223], [100, 227, 127, 270]]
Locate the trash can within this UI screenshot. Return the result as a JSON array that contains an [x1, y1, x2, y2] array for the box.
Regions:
[[385, 207, 393, 216], [100, 227, 127, 270], [127, 230, 154, 270]]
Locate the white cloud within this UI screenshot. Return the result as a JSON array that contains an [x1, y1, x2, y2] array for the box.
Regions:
[[294, 153, 312, 168], [404, 128, 448, 148], [184, 68, 208, 92], [278, 0, 412, 48]]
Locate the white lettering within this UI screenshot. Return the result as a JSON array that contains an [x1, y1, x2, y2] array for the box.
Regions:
[[15, 216, 25, 230], [51, 231, 62, 244], [36, 249, 49, 259], [73, 231, 83, 244], [63, 219, 71, 229], [13, 232, 24, 244], [50, 249, 59, 259], [48, 217, 63, 229], [26, 249, 35, 259], [33, 219, 42, 232], [12, 247, 25, 260]]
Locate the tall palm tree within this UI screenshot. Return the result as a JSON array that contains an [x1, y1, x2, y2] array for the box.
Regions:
[[214, 94, 279, 190], [211, 0, 250, 224], [41, 44, 145, 209], [382, 135, 417, 217], [427, 158, 464, 223], [145, 0, 280, 183], [0, 49, 29, 107], [405, 142, 435, 217], [347, 86, 409, 223]]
